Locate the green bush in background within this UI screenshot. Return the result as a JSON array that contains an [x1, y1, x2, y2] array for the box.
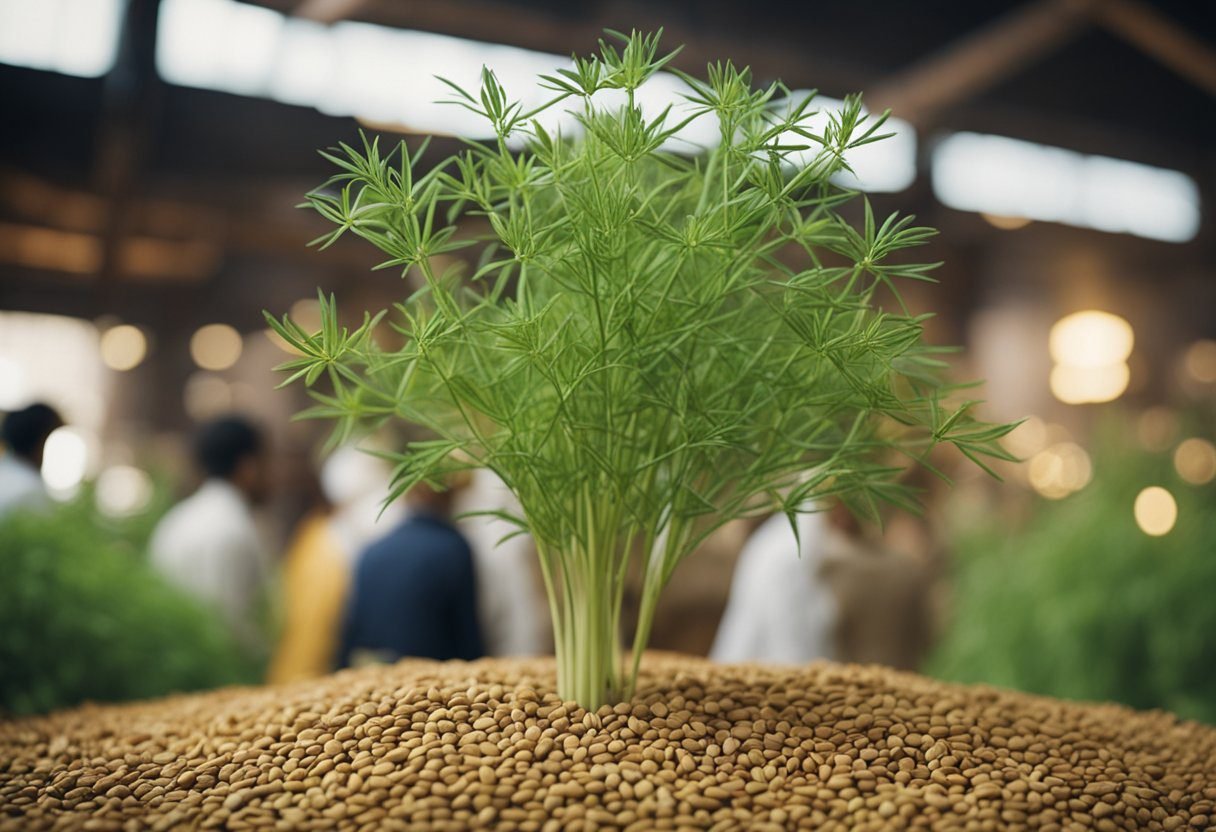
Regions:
[[0, 492, 259, 716], [926, 413, 1216, 724]]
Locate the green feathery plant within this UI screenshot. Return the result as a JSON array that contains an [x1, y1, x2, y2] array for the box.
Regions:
[[267, 30, 1016, 709]]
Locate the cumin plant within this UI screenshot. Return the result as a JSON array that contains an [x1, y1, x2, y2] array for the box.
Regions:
[[267, 30, 1017, 709]]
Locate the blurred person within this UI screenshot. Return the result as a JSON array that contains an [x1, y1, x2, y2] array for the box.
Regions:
[[453, 469, 549, 656], [818, 503, 932, 670], [711, 508, 838, 663], [339, 479, 484, 667], [267, 445, 404, 683], [0, 403, 62, 520], [712, 501, 931, 670], [149, 416, 273, 652]]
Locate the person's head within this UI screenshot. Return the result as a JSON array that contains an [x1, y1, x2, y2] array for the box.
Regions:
[[1, 403, 63, 468], [195, 415, 268, 503], [827, 498, 864, 538], [406, 470, 471, 518]]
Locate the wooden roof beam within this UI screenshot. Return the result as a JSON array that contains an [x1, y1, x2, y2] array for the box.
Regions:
[[1095, 0, 1216, 98], [866, 0, 1100, 126]]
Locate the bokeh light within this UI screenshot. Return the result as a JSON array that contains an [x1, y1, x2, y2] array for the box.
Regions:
[[41, 426, 92, 493], [981, 213, 1031, 231], [99, 324, 147, 371], [189, 323, 242, 371], [1028, 442, 1092, 500], [263, 327, 302, 355], [289, 298, 323, 333], [1049, 362, 1130, 405], [1049, 311, 1133, 368], [1002, 415, 1047, 458], [1183, 339, 1216, 384], [95, 465, 153, 517], [183, 371, 234, 420], [1174, 438, 1216, 486], [1133, 486, 1177, 537], [1136, 407, 1178, 451], [1048, 311, 1133, 404]]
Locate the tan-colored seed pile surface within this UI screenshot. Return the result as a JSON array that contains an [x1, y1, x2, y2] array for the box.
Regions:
[[2, 654, 1215, 831]]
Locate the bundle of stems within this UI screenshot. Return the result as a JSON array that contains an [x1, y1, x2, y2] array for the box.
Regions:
[[267, 30, 1016, 709]]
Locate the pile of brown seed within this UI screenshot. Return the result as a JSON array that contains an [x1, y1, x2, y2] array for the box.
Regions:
[[2, 654, 1214, 831]]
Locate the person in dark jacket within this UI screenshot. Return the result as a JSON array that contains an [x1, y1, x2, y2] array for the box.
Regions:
[[338, 480, 484, 666]]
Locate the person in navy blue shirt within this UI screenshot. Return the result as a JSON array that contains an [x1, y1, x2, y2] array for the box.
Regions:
[[338, 482, 485, 666]]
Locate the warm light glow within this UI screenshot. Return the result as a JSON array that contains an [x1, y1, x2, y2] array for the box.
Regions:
[[264, 327, 302, 356], [1137, 407, 1178, 451], [183, 372, 234, 420], [0, 221, 102, 274], [1049, 362, 1131, 405], [1134, 486, 1177, 536], [932, 132, 1200, 242], [190, 323, 243, 371], [95, 465, 154, 517], [1003, 415, 1047, 458], [289, 298, 323, 333], [1028, 442, 1092, 500], [1174, 438, 1216, 486], [1049, 311, 1134, 368], [981, 213, 1032, 230], [1048, 311, 1133, 405], [41, 426, 92, 493], [99, 324, 148, 371], [1183, 339, 1216, 384]]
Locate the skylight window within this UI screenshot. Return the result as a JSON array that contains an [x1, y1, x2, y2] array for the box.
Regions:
[[932, 132, 1200, 242], [776, 92, 918, 193], [0, 0, 124, 78], [156, 0, 717, 151]]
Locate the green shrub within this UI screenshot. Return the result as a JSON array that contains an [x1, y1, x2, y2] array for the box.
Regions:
[[0, 495, 258, 716], [926, 414, 1216, 724]]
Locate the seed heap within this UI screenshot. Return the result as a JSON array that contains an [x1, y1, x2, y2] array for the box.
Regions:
[[2, 655, 1214, 831]]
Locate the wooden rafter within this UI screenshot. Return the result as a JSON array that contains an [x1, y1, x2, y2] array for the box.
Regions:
[[866, 0, 1099, 125], [1095, 0, 1216, 97]]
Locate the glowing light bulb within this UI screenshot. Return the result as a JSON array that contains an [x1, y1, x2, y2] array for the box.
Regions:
[[41, 426, 92, 493], [1048, 311, 1133, 405], [1174, 438, 1216, 486], [1136, 407, 1178, 451], [1028, 442, 1092, 500], [95, 465, 154, 517], [99, 324, 148, 371], [1049, 311, 1133, 368], [1183, 340, 1216, 384], [190, 323, 242, 371], [1133, 486, 1177, 536], [1049, 363, 1130, 405]]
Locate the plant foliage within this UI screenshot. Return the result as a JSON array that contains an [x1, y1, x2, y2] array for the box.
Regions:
[[0, 494, 258, 716], [926, 413, 1216, 724], [268, 30, 1015, 708]]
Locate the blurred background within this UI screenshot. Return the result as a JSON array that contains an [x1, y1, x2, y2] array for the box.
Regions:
[[1, 0, 1213, 720]]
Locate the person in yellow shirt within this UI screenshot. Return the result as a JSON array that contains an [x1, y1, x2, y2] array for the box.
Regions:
[[267, 446, 403, 684]]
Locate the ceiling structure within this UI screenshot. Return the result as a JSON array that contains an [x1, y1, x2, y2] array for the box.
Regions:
[[0, 0, 1212, 343]]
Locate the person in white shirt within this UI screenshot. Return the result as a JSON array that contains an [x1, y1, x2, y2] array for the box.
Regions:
[[149, 416, 272, 652], [710, 507, 838, 664], [711, 501, 931, 670], [0, 403, 62, 521], [453, 469, 549, 657]]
